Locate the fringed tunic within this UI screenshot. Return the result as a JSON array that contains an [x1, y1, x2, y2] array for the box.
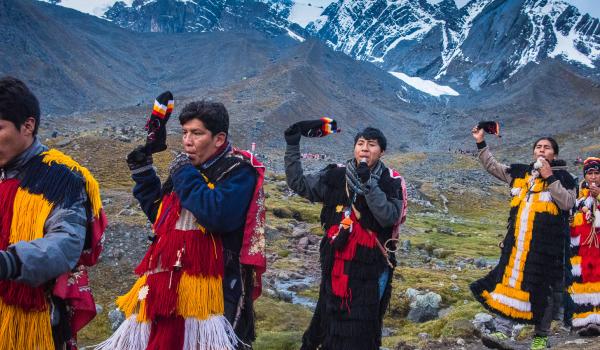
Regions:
[[567, 188, 600, 328]]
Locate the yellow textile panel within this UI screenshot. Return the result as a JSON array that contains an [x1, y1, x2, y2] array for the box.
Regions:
[[0, 297, 53, 350], [177, 273, 224, 319], [492, 283, 531, 302], [9, 188, 53, 244], [571, 256, 582, 266], [42, 149, 103, 217], [573, 309, 600, 320], [481, 291, 533, 320], [116, 275, 148, 320], [569, 281, 600, 294]]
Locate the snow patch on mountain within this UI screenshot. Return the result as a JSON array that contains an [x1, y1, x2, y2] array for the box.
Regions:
[[289, 0, 332, 27], [389, 71, 459, 97]]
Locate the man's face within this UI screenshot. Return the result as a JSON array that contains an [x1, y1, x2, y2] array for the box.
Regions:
[[0, 117, 35, 167], [533, 139, 556, 161], [585, 169, 600, 186], [353, 137, 384, 167], [181, 118, 226, 167]]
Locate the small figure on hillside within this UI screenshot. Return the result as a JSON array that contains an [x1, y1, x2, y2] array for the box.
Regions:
[[566, 157, 600, 336], [0, 76, 107, 349], [97, 97, 266, 350], [284, 120, 407, 350], [469, 125, 576, 350]]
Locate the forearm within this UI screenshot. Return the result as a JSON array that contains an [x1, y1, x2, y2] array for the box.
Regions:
[[547, 177, 576, 210], [132, 168, 162, 222], [171, 165, 255, 233], [477, 142, 512, 184], [364, 182, 402, 228], [284, 144, 324, 202]]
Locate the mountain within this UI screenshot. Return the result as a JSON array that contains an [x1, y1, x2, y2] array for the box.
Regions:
[[309, 0, 600, 90], [1, 0, 436, 150], [101, 0, 309, 39]]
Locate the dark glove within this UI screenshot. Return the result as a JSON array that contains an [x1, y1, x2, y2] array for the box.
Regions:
[[357, 160, 370, 183], [169, 152, 192, 177], [284, 118, 340, 145], [126, 145, 153, 173], [145, 91, 174, 154], [0, 250, 19, 280]]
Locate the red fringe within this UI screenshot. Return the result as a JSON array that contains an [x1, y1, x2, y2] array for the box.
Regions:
[[572, 222, 593, 237], [579, 229, 600, 283], [0, 179, 20, 250], [146, 271, 182, 319], [147, 315, 185, 350], [0, 280, 47, 311], [330, 212, 379, 301]]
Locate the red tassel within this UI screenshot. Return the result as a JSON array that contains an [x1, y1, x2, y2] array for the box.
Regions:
[[0, 280, 47, 311], [0, 179, 20, 249], [147, 315, 185, 350], [146, 271, 181, 319]]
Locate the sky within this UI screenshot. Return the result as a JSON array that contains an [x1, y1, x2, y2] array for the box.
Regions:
[[51, 0, 600, 22]]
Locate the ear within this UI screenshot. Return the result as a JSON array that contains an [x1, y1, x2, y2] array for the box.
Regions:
[[214, 132, 227, 148], [21, 117, 36, 137]]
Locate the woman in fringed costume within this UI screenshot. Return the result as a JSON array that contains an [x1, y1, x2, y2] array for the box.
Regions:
[[567, 157, 600, 336], [284, 122, 407, 350], [469, 127, 576, 350], [0, 76, 107, 350], [97, 98, 265, 350]]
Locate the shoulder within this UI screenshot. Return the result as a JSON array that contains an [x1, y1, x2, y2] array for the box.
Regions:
[[21, 149, 94, 207], [509, 163, 530, 179]]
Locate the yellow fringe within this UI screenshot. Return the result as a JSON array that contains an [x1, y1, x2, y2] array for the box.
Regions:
[[571, 256, 582, 266], [116, 275, 148, 319], [41, 149, 103, 217], [573, 309, 600, 320], [0, 297, 53, 350], [512, 178, 527, 189], [530, 202, 558, 215], [491, 283, 531, 302], [481, 291, 533, 320], [572, 212, 584, 227], [569, 281, 600, 294], [177, 272, 224, 320], [9, 188, 53, 244]]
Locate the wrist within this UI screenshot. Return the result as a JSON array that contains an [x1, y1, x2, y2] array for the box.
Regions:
[[476, 140, 487, 149]]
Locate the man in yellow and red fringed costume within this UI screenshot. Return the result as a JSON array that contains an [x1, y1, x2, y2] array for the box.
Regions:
[[567, 157, 600, 336], [0, 76, 107, 350], [469, 126, 576, 350], [97, 98, 266, 350], [284, 122, 407, 350]]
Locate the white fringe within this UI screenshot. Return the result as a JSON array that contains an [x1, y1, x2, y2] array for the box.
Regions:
[[511, 188, 521, 196], [571, 292, 600, 306], [183, 315, 240, 350], [571, 235, 580, 247], [94, 315, 150, 350], [490, 292, 531, 312], [572, 312, 600, 327], [538, 191, 553, 202], [572, 264, 581, 277]]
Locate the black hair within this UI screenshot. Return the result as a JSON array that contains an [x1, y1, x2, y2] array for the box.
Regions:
[[354, 127, 387, 151], [533, 137, 559, 155], [178, 100, 229, 136], [0, 76, 40, 136]]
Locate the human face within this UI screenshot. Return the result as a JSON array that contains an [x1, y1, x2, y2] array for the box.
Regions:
[[533, 139, 556, 161], [585, 169, 600, 187], [353, 137, 384, 167], [0, 117, 35, 167], [181, 118, 226, 166]]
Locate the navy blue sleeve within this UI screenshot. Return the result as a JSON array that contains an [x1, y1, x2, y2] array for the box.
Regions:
[[171, 164, 256, 233], [132, 168, 162, 223]]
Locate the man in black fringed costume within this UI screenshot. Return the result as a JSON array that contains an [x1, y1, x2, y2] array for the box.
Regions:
[[469, 126, 576, 350], [284, 120, 406, 350]]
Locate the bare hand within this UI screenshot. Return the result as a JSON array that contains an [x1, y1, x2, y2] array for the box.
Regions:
[[471, 125, 485, 143], [589, 183, 600, 198], [539, 158, 553, 179]]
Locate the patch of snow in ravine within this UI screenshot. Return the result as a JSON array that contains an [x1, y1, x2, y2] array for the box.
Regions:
[[389, 71, 459, 97]]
